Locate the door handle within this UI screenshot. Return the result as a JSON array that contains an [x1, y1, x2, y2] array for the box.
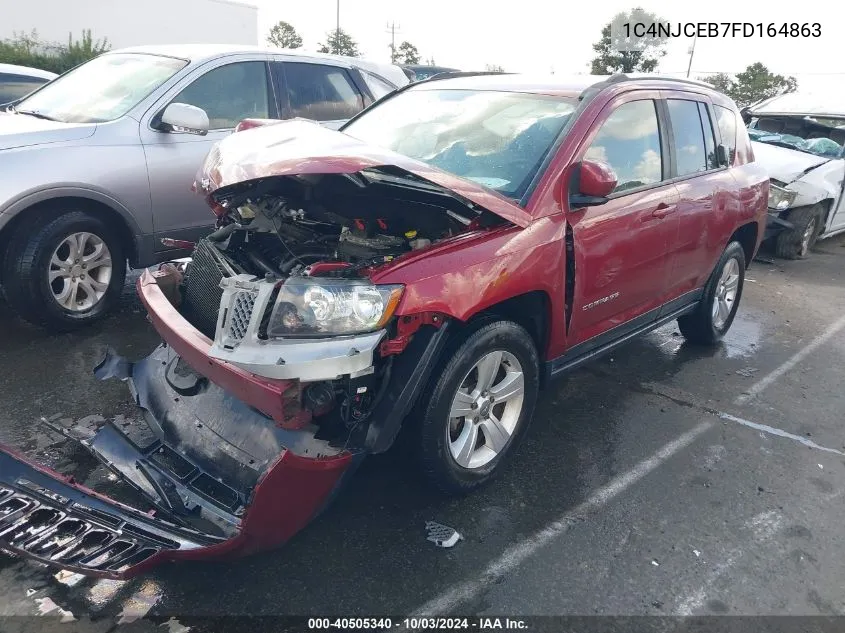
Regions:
[[651, 203, 677, 219]]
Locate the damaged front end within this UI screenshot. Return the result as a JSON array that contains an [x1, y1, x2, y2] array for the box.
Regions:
[[2, 120, 524, 577], [0, 340, 359, 579]]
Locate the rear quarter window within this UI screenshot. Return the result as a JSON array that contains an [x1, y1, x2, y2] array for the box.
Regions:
[[714, 105, 738, 165]]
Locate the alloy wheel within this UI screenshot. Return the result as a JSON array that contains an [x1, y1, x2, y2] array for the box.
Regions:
[[711, 257, 740, 330], [48, 232, 113, 312], [447, 350, 525, 469], [800, 217, 817, 257]]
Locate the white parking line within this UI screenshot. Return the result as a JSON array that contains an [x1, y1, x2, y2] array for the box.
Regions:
[[411, 420, 714, 616], [735, 314, 845, 405], [717, 411, 845, 456]]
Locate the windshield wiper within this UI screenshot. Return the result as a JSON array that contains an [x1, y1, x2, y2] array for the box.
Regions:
[[15, 109, 60, 122]]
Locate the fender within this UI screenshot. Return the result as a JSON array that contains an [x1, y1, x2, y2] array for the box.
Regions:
[[0, 186, 147, 263]]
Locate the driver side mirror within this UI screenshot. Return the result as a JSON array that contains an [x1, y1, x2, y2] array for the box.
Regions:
[[569, 160, 617, 208], [159, 103, 209, 136]]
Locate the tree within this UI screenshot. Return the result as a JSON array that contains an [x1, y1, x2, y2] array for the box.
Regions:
[[396, 41, 420, 65], [590, 7, 667, 74], [485, 64, 505, 73], [317, 28, 360, 57], [701, 63, 797, 108], [704, 72, 734, 95], [266, 21, 302, 49]]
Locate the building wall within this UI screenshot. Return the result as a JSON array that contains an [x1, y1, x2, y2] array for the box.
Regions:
[[2, 0, 258, 49]]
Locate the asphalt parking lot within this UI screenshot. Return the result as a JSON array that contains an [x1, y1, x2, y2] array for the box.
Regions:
[[0, 236, 844, 631]]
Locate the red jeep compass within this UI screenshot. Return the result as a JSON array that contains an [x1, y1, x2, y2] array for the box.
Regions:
[[0, 74, 768, 578]]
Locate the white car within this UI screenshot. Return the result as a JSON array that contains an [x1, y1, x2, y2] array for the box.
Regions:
[[744, 92, 845, 258], [0, 63, 57, 106]]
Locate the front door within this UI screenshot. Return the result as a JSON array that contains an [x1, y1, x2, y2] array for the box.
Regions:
[[140, 59, 276, 251], [567, 95, 679, 346]]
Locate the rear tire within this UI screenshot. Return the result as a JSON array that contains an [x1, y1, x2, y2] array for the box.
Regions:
[[2, 210, 126, 331], [414, 320, 540, 495], [774, 204, 823, 259], [678, 241, 746, 345]]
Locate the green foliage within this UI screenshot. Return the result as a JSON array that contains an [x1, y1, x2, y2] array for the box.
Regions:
[[0, 29, 109, 74], [700, 63, 798, 107], [396, 41, 420, 65], [317, 28, 360, 57], [267, 21, 303, 49], [590, 7, 667, 74]]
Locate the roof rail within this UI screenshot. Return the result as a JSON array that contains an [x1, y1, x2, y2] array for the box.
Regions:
[[601, 73, 714, 89]]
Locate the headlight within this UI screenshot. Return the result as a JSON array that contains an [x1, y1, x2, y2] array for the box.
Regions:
[[769, 183, 797, 211], [265, 280, 403, 338]]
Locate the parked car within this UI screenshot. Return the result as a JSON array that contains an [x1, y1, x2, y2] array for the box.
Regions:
[[0, 74, 767, 578], [0, 45, 408, 330], [0, 63, 56, 107], [401, 64, 460, 81], [742, 92, 845, 258]]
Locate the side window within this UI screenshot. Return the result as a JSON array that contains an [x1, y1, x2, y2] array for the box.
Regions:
[[284, 63, 364, 121], [584, 99, 663, 193], [698, 102, 719, 170], [714, 105, 738, 165], [172, 62, 270, 130], [667, 99, 707, 176], [0, 74, 47, 104], [361, 71, 395, 100]]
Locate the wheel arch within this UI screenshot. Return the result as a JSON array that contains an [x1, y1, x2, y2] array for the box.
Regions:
[[0, 191, 142, 267], [729, 221, 759, 266], [465, 290, 553, 362]]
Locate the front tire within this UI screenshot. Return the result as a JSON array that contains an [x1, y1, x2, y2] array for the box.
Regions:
[[415, 320, 540, 495], [678, 241, 746, 345], [2, 210, 126, 331], [774, 204, 823, 259]]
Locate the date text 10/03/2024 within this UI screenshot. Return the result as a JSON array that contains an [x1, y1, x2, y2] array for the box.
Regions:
[[622, 22, 821, 38], [307, 618, 529, 630]]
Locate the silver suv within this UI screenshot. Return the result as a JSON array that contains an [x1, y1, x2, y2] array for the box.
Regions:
[[0, 45, 407, 330]]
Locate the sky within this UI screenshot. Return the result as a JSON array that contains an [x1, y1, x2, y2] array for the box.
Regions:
[[251, 0, 842, 94]]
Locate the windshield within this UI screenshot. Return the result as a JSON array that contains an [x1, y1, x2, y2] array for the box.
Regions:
[[748, 127, 843, 158], [342, 89, 577, 199], [14, 53, 187, 123]]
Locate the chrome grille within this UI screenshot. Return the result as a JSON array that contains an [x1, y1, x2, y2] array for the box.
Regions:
[[228, 291, 256, 341]]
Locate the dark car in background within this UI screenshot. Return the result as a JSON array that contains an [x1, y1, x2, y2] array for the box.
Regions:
[[0, 63, 56, 106]]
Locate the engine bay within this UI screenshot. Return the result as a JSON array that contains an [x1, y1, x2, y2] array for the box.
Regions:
[[203, 169, 493, 281]]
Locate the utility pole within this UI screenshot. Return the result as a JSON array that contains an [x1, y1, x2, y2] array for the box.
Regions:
[[386, 21, 401, 63], [335, 0, 340, 52], [686, 35, 697, 78]]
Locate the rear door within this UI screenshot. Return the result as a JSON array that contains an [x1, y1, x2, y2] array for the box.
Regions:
[[278, 61, 366, 130], [140, 56, 276, 249], [662, 94, 733, 299], [567, 92, 680, 346]]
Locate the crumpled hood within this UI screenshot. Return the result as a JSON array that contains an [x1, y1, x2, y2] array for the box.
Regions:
[[751, 140, 830, 184], [0, 111, 96, 150], [196, 118, 532, 228]]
